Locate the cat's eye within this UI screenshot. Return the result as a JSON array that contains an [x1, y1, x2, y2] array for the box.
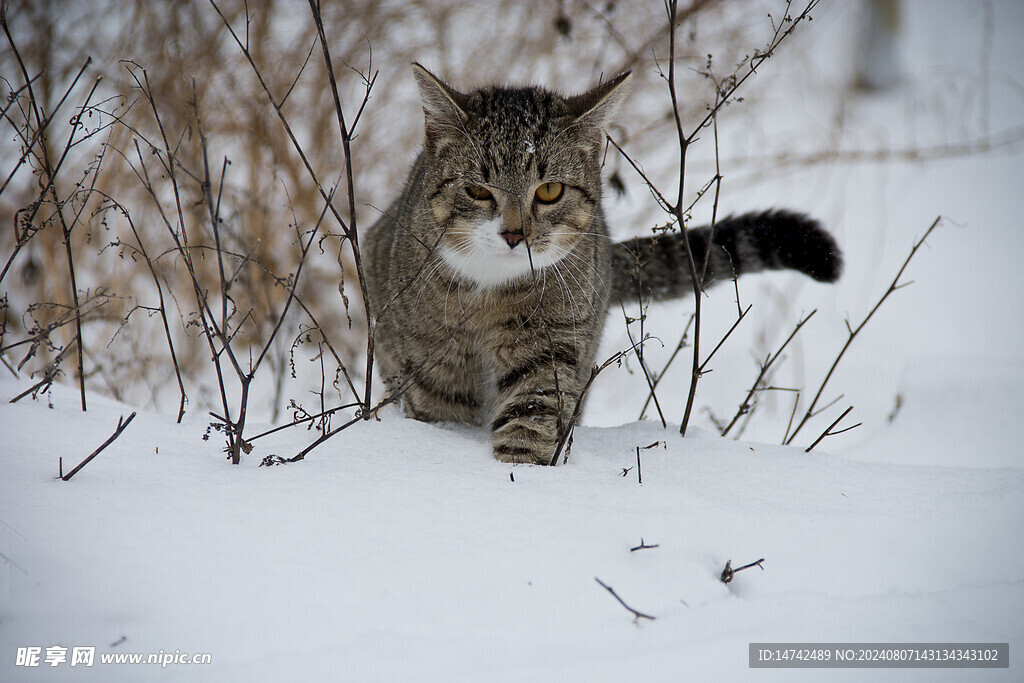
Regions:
[[465, 184, 493, 201], [535, 182, 564, 204]]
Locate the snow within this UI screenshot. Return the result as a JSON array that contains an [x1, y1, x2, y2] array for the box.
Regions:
[[3, 1, 1024, 681], [4, 387, 1021, 681], [3, 383, 1021, 681]]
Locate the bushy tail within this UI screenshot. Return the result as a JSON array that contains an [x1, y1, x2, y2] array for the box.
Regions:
[[609, 210, 842, 305]]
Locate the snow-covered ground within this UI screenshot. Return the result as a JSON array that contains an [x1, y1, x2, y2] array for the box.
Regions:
[[3, 1, 1023, 681]]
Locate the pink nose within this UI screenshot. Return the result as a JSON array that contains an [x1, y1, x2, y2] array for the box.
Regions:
[[501, 231, 525, 248]]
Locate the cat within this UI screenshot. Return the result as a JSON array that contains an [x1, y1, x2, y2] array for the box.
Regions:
[[364, 64, 842, 465]]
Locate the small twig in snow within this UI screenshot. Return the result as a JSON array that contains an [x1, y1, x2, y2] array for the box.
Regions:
[[630, 538, 660, 552], [61, 412, 137, 481], [594, 577, 656, 622], [721, 558, 765, 584]]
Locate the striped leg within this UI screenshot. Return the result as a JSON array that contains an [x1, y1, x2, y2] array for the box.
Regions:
[[384, 348, 486, 425], [487, 338, 581, 464]]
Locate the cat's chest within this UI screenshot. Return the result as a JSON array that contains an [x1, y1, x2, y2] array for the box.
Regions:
[[454, 283, 543, 329], [446, 276, 598, 338]]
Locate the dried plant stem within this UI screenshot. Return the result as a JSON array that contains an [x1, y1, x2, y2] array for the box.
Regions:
[[721, 558, 765, 584], [655, 0, 816, 436], [307, 0, 378, 414], [721, 310, 816, 437], [8, 340, 76, 403], [621, 303, 666, 428], [547, 340, 645, 467], [786, 217, 941, 445], [0, 38, 90, 207], [664, 0, 704, 436], [699, 304, 752, 375], [125, 64, 238, 453], [246, 402, 362, 443], [639, 313, 693, 421], [2, 18, 102, 408], [288, 411, 367, 462], [189, 85, 250, 463], [61, 412, 136, 481], [630, 538, 659, 552], [103, 198, 188, 422], [210, 0, 378, 424], [804, 405, 860, 453], [594, 577, 656, 621]]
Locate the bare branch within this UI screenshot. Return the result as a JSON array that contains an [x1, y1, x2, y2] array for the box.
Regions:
[[594, 577, 656, 622], [630, 539, 660, 552], [787, 217, 942, 445], [61, 412, 137, 481], [721, 310, 816, 437], [804, 406, 860, 453], [721, 558, 765, 584]]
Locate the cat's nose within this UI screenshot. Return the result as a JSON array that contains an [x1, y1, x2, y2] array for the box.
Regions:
[[500, 231, 525, 248]]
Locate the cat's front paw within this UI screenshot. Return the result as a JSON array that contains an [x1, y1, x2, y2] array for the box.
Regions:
[[492, 443, 554, 465]]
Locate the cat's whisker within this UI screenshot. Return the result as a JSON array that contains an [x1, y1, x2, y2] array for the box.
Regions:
[[553, 262, 592, 323], [550, 265, 583, 332]]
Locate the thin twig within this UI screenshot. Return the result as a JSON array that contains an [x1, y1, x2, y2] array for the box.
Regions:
[[630, 539, 660, 552], [210, 0, 379, 427], [787, 217, 941, 444], [306, 0, 378, 415], [621, 303, 666, 428], [249, 191, 329, 378], [547, 340, 646, 467], [804, 406, 860, 452], [96, 194, 188, 422], [8, 341, 75, 403], [721, 558, 765, 584], [639, 313, 693, 420], [698, 304, 752, 373], [615, 1, 817, 436], [594, 577, 656, 621], [9, 48, 103, 410], [61, 412, 137, 481], [721, 310, 816, 437], [246, 402, 361, 443], [127, 65, 236, 455], [664, 0, 705, 437]]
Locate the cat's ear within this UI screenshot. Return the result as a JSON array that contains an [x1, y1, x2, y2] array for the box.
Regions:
[[411, 63, 470, 139], [565, 71, 631, 129]]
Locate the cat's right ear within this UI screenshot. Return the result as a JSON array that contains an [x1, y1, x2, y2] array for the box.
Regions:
[[411, 63, 470, 140]]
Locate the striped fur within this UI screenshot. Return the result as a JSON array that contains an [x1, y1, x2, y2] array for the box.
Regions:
[[610, 210, 842, 305], [365, 66, 842, 465]]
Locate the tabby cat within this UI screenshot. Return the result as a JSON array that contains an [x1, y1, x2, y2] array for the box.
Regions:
[[365, 64, 841, 465]]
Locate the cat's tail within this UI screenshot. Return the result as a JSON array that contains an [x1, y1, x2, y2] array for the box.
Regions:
[[609, 210, 842, 305]]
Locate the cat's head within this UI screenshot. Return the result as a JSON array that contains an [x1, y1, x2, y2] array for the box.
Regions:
[[411, 64, 630, 288]]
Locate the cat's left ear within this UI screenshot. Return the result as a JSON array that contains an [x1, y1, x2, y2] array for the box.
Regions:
[[565, 71, 632, 129]]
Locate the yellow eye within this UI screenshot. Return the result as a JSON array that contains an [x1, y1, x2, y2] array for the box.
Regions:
[[535, 182, 564, 204], [465, 184, 493, 201]]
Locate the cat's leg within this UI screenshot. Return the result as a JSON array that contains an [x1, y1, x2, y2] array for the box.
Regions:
[[486, 335, 582, 465], [384, 347, 486, 425]]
